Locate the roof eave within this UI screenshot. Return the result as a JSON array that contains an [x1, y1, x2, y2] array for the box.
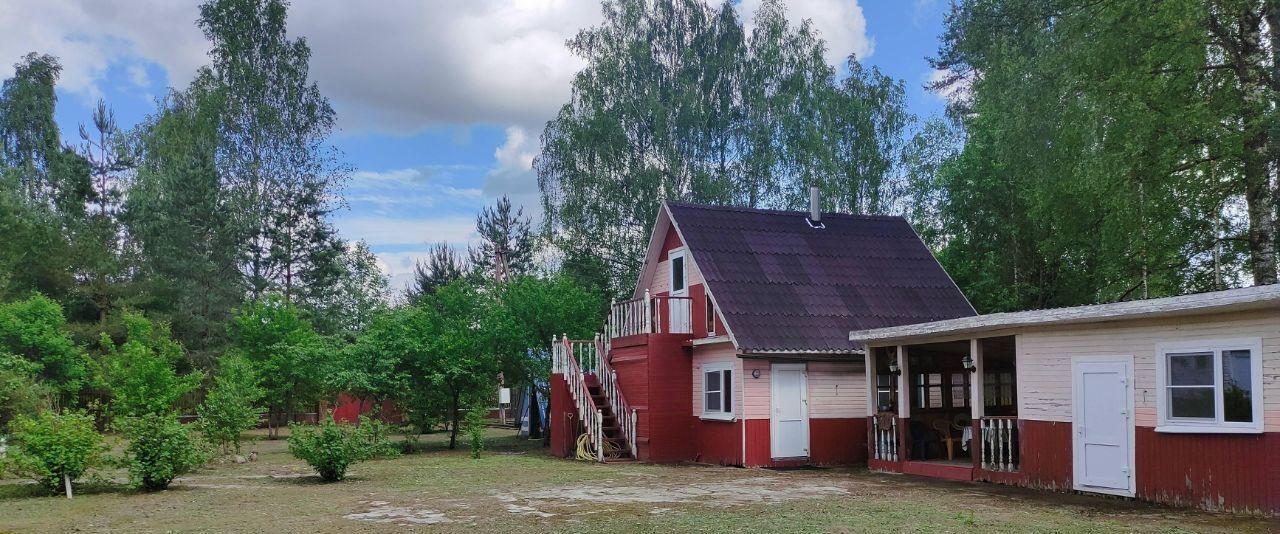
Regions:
[[849, 286, 1280, 345]]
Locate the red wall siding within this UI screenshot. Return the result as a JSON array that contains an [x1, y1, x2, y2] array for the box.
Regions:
[[693, 417, 743, 466], [810, 418, 868, 466], [1135, 428, 1280, 514], [331, 393, 401, 424], [549, 373, 575, 458], [657, 225, 683, 262], [744, 419, 771, 467], [645, 334, 695, 462]]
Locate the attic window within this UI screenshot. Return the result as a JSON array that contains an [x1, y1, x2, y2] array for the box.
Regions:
[[670, 249, 687, 294]]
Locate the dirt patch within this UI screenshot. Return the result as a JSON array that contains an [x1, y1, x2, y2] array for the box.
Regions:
[[495, 475, 850, 508], [344, 500, 453, 525]]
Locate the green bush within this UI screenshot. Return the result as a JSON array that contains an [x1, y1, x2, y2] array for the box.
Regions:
[[198, 354, 263, 455], [121, 414, 209, 491], [287, 417, 375, 482], [0, 352, 46, 428], [5, 411, 104, 492], [355, 416, 400, 459], [465, 405, 486, 459]]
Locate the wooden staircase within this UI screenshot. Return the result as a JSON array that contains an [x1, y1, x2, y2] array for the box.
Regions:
[[553, 336, 638, 463], [586, 376, 634, 461]]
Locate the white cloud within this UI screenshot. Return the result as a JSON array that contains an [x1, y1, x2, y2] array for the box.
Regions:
[[926, 67, 970, 105], [0, 1, 207, 102], [736, 0, 874, 68], [333, 215, 476, 248], [482, 125, 543, 218]]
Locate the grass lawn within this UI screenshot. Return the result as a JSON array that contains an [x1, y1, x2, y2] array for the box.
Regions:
[[0, 427, 1274, 533]]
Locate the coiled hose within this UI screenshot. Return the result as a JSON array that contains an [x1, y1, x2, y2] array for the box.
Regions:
[[575, 432, 624, 461]]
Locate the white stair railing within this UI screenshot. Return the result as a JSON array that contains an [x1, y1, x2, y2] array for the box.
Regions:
[[596, 333, 638, 459], [980, 417, 1019, 472], [554, 335, 605, 462]]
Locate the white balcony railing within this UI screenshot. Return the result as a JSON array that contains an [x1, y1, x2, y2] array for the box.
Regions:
[[608, 290, 693, 340]]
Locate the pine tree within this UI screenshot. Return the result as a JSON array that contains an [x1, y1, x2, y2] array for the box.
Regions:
[[470, 196, 533, 283]]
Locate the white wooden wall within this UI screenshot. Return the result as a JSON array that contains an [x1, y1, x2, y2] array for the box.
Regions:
[[1016, 308, 1280, 430]]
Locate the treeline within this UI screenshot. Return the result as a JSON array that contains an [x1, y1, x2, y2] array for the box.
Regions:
[[538, 0, 1280, 311], [538, 0, 934, 295], [0, 0, 603, 455]]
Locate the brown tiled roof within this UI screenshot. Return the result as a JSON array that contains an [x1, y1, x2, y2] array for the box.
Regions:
[[666, 202, 975, 353]]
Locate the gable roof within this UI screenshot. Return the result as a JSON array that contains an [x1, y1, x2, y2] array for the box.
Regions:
[[661, 201, 976, 354]]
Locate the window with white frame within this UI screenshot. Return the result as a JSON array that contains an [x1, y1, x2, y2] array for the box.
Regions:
[[670, 249, 687, 295], [702, 362, 734, 420], [1157, 338, 1263, 433]]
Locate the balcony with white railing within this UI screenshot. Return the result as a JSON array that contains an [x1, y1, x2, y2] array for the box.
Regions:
[[607, 290, 694, 341]]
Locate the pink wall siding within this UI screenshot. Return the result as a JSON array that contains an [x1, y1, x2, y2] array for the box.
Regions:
[[808, 362, 867, 419], [1016, 308, 1280, 429], [742, 359, 771, 419], [691, 341, 742, 417]]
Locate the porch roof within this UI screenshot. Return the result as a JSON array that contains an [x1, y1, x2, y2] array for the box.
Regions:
[[848, 285, 1280, 345]]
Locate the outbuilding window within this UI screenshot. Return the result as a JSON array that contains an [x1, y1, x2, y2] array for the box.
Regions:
[[702, 362, 734, 420], [1156, 338, 1263, 433]]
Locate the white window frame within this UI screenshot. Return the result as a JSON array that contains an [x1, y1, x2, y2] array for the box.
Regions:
[[1155, 337, 1264, 434], [669, 248, 688, 296], [701, 361, 735, 421]]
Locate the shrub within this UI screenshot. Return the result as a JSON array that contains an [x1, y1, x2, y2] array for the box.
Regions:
[[355, 416, 400, 459], [465, 404, 486, 459], [287, 417, 374, 482], [198, 354, 263, 455], [0, 352, 46, 428], [121, 414, 209, 491], [5, 411, 104, 492]]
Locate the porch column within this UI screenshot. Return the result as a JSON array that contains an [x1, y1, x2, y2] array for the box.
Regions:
[[865, 348, 876, 417], [969, 338, 984, 419], [895, 345, 909, 419]]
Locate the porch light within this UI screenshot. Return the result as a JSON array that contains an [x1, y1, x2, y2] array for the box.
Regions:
[[887, 362, 900, 375], [962, 354, 977, 373]]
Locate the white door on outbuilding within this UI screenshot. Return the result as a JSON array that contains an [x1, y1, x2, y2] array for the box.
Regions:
[[1072, 356, 1135, 497], [771, 363, 809, 458]]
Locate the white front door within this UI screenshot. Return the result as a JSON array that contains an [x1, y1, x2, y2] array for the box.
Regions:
[[771, 363, 809, 458], [1072, 357, 1135, 497]]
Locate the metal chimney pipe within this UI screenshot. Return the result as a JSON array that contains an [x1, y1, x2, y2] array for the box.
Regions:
[[809, 186, 821, 222]]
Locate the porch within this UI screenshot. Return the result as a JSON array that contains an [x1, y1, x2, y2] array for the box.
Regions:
[[867, 336, 1020, 481]]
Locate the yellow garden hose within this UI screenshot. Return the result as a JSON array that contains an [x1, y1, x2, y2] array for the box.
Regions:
[[575, 432, 624, 461]]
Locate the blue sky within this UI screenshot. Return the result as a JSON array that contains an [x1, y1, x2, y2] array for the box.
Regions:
[[8, 0, 950, 290]]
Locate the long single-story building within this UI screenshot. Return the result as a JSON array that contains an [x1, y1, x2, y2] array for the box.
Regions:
[[848, 285, 1280, 514]]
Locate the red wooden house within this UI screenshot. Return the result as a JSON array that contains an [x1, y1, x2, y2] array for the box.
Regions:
[[549, 199, 974, 466], [551, 197, 1280, 515]]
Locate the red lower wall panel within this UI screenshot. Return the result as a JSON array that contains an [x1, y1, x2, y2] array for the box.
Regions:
[[810, 418, 867, 466], [1135, 427, 1280, 514], [549, 373, 576, 458], [973, 419, 1073, 491], [742, 418, 867, 468], [693, 417, 742, 466], [744, 419, 770, 467]]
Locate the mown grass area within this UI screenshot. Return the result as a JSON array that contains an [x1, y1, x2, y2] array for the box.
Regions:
[[0, 427, 1274, 533]]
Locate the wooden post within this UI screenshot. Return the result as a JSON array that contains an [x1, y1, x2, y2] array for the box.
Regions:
[[970, 337, 984, 418], [64, 472, 72, 499], [643, 289, 652, 334]]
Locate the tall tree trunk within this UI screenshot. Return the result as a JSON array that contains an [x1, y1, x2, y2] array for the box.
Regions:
[[448, 391, 460, 450], [527, 386, 542, 440]]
